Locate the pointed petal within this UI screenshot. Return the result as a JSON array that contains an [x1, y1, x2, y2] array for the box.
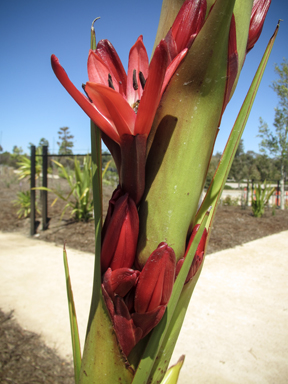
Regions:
[[165, 0, 207, 59], [134, 40, 169, 136], [127, 35, 149, 106], [101, 193, 139, 272], [109, 196, 139, 270], [164, 29, 178, 63], [51, 55, 119, 143], [247, 0, 271, 53], [85, 82, 136, 137], [95, 39, 127, 96], [161, 49, 188, 96], [103, 268, 139, 297], [88, 50, 110, 86], [114, 297, 143, 356], [132, 306, 166, 338], [134, 242, 176, 314]]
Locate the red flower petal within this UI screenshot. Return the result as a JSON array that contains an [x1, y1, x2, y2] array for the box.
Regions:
[[51, 55, 119, 142], [85, 82, 136, 138], [94, 39, 127, 96], [132, 306, 166, 338], [166, 0, 207, 59], [113, 297, 143, 356], [134, 40, 169, 136], [101, 193, 139, 272], [161, 48, 188, 95], [88, 50, 119, 90], [127, 36, 149, 106], [247, 0, 271, 53], [134, 242, 176, 314], [103, 267, 139, 297]]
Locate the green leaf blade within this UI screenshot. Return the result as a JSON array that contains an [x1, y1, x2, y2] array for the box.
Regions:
[[63, 247, 82, 384]]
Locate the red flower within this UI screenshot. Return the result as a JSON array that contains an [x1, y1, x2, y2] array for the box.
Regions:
[[51, 36, 187, 145]]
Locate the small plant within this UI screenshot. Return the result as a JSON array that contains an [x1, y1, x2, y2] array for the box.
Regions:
[[222, 195, 239, 206], [252, 181, 275, 218], [17, 150, 42, 181], [39, 156, 93, 222], [13, 190, 40, 218]]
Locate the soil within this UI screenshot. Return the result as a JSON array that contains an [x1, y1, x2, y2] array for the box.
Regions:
[[1, 167, 288, 383]]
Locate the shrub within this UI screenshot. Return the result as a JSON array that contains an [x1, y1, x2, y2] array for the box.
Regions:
[[38, 156, 93, 222], [13, 190, 40, 218], [251, 181, 275, 218]]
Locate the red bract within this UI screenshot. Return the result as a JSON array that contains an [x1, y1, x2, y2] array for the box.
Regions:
[[176, 225, 208, 284], [101, 242, 176, 357], [164, 0, 207, 62], [247, 0, 271, 53], [101, 192, 139, 273], [134, 242, 176, 314], [103, 268, 139, 298]]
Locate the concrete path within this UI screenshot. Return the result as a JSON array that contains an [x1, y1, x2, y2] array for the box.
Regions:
[[0, 231, 287, 383]]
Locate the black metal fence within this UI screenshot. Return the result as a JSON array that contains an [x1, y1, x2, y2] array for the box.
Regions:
[[30, 145, 112, 236]]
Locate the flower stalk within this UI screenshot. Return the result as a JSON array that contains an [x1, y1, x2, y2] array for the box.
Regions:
[[51, 0, 277, 383]]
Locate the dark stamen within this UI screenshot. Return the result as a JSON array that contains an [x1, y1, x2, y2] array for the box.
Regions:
[[133, 69, 138, 90], [139, 71, 146, 89], [108, 74, 115, 90], [82, 84, 92, 103]]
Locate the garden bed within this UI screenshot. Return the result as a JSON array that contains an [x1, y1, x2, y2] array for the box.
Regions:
[[1, 169, 288, 383]]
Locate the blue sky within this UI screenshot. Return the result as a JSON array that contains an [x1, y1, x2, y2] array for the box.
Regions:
[[0, 0, 287, 155]]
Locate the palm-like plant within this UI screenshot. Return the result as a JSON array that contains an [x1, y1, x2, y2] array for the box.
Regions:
[[252, 181, 275, 217], [40, 156, 94, 222]]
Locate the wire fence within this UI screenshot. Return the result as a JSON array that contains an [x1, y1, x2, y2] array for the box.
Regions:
[[30, 146, 288, 235]]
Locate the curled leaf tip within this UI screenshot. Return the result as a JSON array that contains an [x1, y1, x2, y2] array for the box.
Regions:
[[91, 16, 101, 30]]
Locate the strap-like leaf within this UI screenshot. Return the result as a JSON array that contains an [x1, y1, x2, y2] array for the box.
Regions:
[[63, 247, 82, 383], [194, 21, 280, 234]]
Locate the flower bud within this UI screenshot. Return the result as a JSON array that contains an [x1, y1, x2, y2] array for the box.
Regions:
[[176, 225, 208, 283], [103, 267, 139, 297], [134, 242, 176, 314], [101, 192, 139, 272], [247, 0, 271, 53]]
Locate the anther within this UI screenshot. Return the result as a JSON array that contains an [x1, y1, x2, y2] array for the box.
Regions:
[[133, 69, 138, 90], [108, 74, 115, 90], [139, 71, 146, 90]]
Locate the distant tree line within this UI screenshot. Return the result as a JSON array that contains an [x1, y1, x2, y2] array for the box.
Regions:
[[206, 139, 286, 189]]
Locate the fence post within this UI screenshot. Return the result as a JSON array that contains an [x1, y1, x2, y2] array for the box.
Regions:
[[277, 180, 280, 207], [246, 180, 249, 206], [42, 145, 49, 230], [30, 145, 36, 236]]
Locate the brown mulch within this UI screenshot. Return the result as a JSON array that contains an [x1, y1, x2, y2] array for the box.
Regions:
[[0, 310, 74, 384], [1, 168, 288, 383]]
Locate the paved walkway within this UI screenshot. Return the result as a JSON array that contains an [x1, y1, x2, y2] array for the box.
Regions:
[[0, 231, 288, 384]]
